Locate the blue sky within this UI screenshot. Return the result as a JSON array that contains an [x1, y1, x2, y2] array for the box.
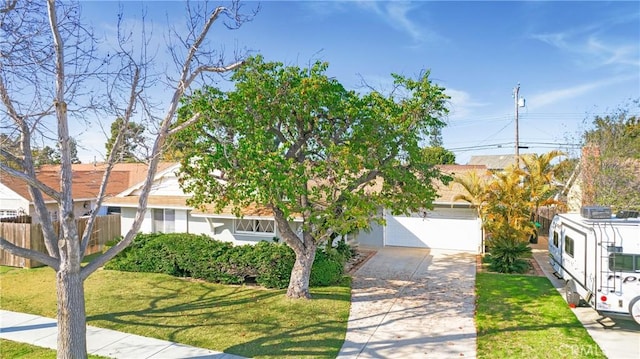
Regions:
[[76, 1, 640, 164]]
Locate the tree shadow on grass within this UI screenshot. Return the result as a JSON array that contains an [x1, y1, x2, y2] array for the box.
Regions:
[[86, 276, 350, 358], [222, 319, 347, 358]]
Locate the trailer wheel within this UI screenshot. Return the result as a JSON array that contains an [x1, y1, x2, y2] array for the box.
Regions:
[[565, 280, 580, 307], [629, 296, 640, 326]]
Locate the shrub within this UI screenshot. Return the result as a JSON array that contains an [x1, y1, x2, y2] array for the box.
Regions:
[[334, 240, 355, 263], [487, 235, 532, 274], [253, 241, 296, 289], [106, 233, 347, 289], [310, 250, 344, 286]]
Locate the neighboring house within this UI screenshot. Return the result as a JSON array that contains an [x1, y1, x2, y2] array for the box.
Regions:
[[354, 165, 487, 253], [468, 154, 517, 171], [0, 163, 172, 222], [105, 163, 486, 253], [104, 163, 303, 245]]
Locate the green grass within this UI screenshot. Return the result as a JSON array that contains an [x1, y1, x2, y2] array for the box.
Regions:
[[0, 266, 351, 358], [0, 339, 108, 359], [476, 273, 606, 358]]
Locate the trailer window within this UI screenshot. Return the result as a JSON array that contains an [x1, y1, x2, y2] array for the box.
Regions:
[[609, 254, 638, 272], [564, 236, 574, 257], [552, 232, 559, 248]]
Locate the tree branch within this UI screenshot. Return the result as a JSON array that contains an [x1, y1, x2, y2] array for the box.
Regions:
[[84, 5, 246, 278], [0, 0, 17, 13], [183, 60, 245, 88], [82, 66, 142, 257], [0, 164, 61, 201], [0, 237, 59, 270], [0, 148, 25, 168], [167, 112, 201, 136]]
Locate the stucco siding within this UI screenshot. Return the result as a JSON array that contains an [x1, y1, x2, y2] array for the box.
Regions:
[[119, 207, 136, 236], [353, 221, 384, 247], [175, 209, 189, 232], [117, 206, 302, 246]]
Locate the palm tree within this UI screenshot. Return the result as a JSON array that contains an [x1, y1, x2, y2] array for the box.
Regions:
[[521, 150, 566, 235], [483, 165, 533, 243], [453, 169, 490, 219], [453, 169, 490, 251]]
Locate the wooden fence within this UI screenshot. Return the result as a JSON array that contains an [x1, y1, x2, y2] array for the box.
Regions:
[[536, 207, 559, 234], [0, 214, 120, 268]]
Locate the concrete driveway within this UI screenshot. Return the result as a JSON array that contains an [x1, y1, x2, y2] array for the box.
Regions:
[[337, 247, 477, 358]]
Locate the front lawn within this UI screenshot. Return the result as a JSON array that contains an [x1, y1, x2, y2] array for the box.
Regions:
[[476, 273, 606, 358], [0, 266, 351, 359], [0, 339, 108, 359]]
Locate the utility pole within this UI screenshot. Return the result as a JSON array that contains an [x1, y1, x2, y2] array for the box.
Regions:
[[513, 83, 524, 166]]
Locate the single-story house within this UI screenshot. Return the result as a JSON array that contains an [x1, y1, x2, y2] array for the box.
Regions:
[[105, 163, 487, 253], [0, 163, 173, 223], [104, 163, 302, 244]]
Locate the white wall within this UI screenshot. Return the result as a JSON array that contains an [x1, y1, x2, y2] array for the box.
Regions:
[[353, 221, 384, 247], [119, 207, 136, 236], [0, 184, 29, 217], [118, 207, 290, 246], [131, 170, 184, 197], [175, 209, 188, 232]]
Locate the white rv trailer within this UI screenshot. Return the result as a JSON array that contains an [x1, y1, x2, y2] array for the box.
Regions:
[[549, 207, 640, 325]]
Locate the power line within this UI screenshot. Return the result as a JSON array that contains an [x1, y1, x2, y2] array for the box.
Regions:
[[448, 141, 582, 152]]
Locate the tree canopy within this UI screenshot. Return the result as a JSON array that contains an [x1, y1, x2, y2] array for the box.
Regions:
[[105, 118, 146, 163], [422, 146, 456, 165], [579, 101, 640, 210], [177, 55, 450, 298]]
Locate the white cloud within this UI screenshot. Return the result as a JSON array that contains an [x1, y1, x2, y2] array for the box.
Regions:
[[303, 1, 443, 45], [355, 1, 443, 44], [445, 89, 489, 121], [586, 36, 639, 68], [527, 76, 635, 110], [531, 15, 640, 70]]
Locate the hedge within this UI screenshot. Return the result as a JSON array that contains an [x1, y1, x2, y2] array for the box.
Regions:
[[105, 233, 350, 289]]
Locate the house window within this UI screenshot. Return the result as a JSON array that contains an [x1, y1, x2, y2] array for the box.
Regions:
[[153, 209, 175, 233], [609, 254, 638, 272], [0, 210, 17, 218], [552, 232, 559, 248], [235, 219, 275, 234], [564, 235, 574, 257]]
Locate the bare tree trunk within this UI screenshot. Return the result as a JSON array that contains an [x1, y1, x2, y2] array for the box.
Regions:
[[56, 262, 87, 359], [286, 242, 317, 299], [1, 2, 253, 356]]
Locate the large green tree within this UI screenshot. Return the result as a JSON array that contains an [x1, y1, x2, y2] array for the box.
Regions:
[[105, 118, 146, 162], [32, 138, 81, 166], [422, 145, 455, 165], [177, 55, 450, 299], [583, 102, 640, 210]]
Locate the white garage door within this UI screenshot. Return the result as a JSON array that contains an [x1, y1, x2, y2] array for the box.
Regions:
[[384, 207, 481, 252]]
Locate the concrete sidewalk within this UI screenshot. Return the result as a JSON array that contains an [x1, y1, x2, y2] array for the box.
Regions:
[[336, 247, 477, 358], [0, 310, 246, 359]]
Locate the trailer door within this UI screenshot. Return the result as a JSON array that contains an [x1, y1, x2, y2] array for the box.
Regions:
[[549, 229, 562, 274], [562, 226, 588, 288]]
